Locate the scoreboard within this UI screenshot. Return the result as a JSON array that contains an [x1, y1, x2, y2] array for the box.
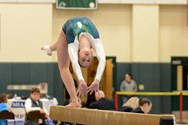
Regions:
[[56, 0, 97, 10]]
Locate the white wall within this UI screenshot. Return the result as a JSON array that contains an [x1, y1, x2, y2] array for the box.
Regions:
[[0, 3, 188, 63], [0, 0, 187, 4], [0, 3, 52, 62], [160, 5, 188, 62], [131, 5, 159, 62]]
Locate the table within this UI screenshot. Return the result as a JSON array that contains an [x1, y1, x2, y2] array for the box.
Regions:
[[7, 98, 58, 120]]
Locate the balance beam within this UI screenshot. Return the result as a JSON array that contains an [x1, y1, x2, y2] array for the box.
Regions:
[[50, 106, 174, 125]]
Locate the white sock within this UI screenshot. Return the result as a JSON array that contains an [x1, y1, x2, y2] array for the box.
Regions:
[[41, 45, 52, 55]]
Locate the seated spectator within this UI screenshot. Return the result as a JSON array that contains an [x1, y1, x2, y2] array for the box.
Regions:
[[25, 87, 48, 125], [132, 98, 152, 114], [89, 90, 115, 111], [119, 97, 139, 112], [0, 93, 9, 125]]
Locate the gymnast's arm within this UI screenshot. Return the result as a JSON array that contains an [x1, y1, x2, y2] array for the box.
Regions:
[[68, 41, 88, 96], [91, 38, 106, 82], [68, 42, 84, 82]]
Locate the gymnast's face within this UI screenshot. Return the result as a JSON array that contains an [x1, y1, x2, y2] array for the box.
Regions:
[[78, 48, 92, 68]]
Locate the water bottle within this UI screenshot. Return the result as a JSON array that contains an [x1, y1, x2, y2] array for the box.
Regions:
[[14, 93, 17, 99]]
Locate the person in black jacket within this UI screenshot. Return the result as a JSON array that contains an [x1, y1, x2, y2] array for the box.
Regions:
[[132, 98, 152, 114], [89, 90, 115, 111]]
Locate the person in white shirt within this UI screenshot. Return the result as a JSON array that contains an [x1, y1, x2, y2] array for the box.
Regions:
[[25, 87, 48, 125], [42, 16, 106, 108]]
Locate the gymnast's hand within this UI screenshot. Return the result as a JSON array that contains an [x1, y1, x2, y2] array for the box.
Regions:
[[87, 79, 99, 95], [77, 80, 88, 97]]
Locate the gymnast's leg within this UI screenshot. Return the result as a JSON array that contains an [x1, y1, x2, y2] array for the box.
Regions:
[[56, 31, 81, 107]]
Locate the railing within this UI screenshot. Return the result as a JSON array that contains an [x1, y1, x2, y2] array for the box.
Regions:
[[114, 91, 188, 123]]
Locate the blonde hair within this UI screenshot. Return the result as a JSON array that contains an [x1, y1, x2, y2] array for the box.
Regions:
[[122, 97, 139, 109]]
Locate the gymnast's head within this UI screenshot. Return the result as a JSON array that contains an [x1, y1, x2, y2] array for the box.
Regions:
[[78, 34, 93, 68]]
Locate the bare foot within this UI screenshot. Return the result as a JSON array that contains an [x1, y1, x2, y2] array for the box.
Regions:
[[41, 45, 52, 56], [65, 101, 81, 108]]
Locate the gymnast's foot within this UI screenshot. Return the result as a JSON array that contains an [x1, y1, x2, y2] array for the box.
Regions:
[[66, 101, 81, 108], [41, 45, 52, 56]]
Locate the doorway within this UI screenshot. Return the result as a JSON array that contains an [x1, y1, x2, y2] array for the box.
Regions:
[[82, 56, 116, 99], [171, 57, 188, 111], [172, 57, 188, 91]]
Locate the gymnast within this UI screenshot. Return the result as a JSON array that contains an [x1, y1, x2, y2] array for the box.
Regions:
[[42, 16, 106, 107]]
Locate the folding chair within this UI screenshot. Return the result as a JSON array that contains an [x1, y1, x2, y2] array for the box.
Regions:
[[0, 111, 14, 119], [26, 110, 46, 120], [26, 110, 46, 125]]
